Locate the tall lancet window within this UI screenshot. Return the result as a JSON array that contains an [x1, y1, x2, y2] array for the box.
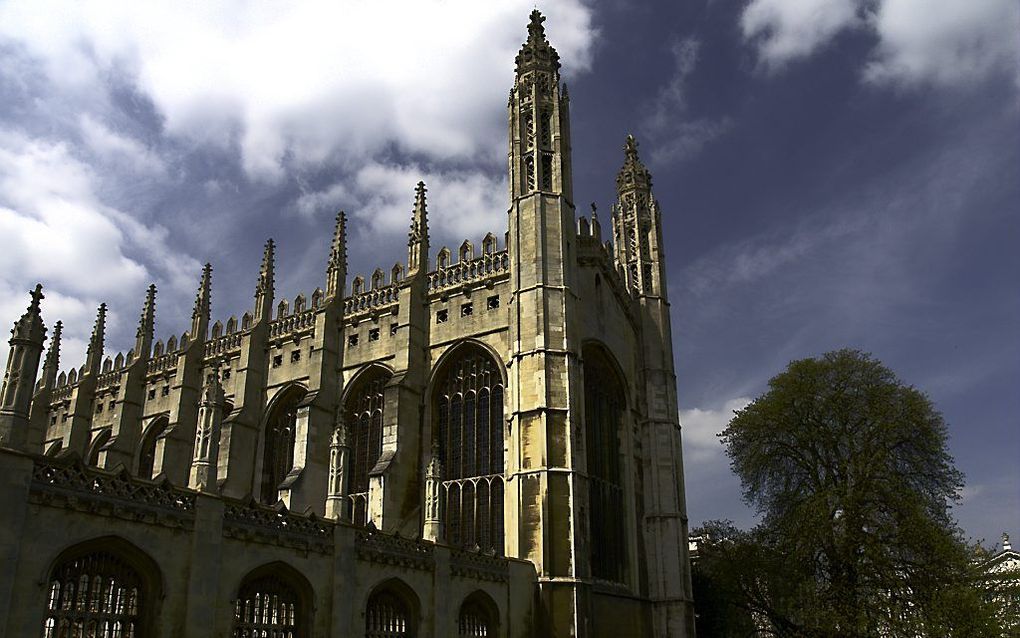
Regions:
[[260, 387, 304, 505], [583, 344, 627, 583], [342, 366, 390, 526], [433, 345, 505, 554]]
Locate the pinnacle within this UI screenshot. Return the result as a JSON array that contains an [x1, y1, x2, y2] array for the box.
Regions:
[[527, 9, 546, 41], [28, 283, 43, 314], [617, 134, 652, 193]]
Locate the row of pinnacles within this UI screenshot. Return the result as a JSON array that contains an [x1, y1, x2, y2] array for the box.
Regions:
[[0, 130, 657, 512]]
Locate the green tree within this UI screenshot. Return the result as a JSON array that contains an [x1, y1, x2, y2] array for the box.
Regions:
[[703, 349, 1000, 637]]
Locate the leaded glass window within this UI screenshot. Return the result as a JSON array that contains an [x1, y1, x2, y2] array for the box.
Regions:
[[434, 347, 505, 554], [365, 589, 413, 638], [343, 368, 389, 526], [458, 596, 496, 637], [584, 346, 627, 582], [261, 390, 302, 505], [41, 551, 145, 638], [232, 573, 302, 638]]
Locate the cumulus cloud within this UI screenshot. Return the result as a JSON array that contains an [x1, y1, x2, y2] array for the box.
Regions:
[[78, 115, 166, 175], [0, 1, 595, 181], [740, 0, 1019, 86], [642, 38, 732, 164], [0, 129, 202, 373], [681, 397, 751, 464]]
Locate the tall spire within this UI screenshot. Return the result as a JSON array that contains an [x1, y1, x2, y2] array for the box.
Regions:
[[326, 211, 347, 298], [255, 239, 275, 321], [41, 320, 62, 388], [191, 264, 212, 340], [135, 284, 156, 358], [616, 134, 652, 194], [9, 284, 46, 343], [85, 303, 107, 376], [407, 181, 430, 275]]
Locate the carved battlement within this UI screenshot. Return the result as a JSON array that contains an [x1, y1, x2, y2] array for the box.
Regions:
[[269, 307, 317, 340], [146, 351, 179, 376], [355, 528, 435, 571], [343, 284, 400, 317], [204, 331, 244, 359], [223, 498, 334, 554], [427, 249, 509, 293]]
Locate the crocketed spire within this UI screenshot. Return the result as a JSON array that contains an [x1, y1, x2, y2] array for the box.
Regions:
[[515, 10, 560, 76], [9, 284, 46, 344], [616, 134, 652, 194]]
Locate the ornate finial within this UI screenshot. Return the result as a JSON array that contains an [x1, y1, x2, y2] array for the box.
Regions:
[[516, 9, 560, 76], [85, 303, 107, 374], [191, 264, 212, 338], [258, 239, 275, 294], [28, 284, 43, 313], [590, 202, 598, 220], [1004, 532, 1012, 552], [137, 284, 156, 339], [616, 134, 652, 193], [409, 181, 429, 247], [331, 211, 347, 270]]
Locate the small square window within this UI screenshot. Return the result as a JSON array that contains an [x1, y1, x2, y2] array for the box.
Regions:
[[291, 350, 301, 362], [62, 414, 68, 423], [222, 369, 231, 380], [272, 355, 283, 368], [51, 415, 57, 425], [95, 403, 103, 414], [348, 334, 359, 347], [436, 309, 449, 324], [390, 323, 398, 336], [487, 295, 500, 310], [461, 303, 473, 317], [161, 386, 170, 396], [148, 388, 156, 400], [108, 400, 115, 410], [369, 328, 380, 342]]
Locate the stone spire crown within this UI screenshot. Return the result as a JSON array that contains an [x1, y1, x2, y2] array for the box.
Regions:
[[616, 134, 652, 193], [326, 211, 348, 298], [10, 284, 46, 343], [135, 284, 156, 356], [257, 240, 275, 296], [42, 320, 62, 384], [191, 264, 212, 339], [407, 182, 430, 274], [515, 10, 560, 76], [85, 303, 107, 375]]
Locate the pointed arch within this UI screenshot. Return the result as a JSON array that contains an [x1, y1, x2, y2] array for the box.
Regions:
[[84, 429, 111, 466], [458, 590, 499, 637], [40, 536, 162, 638], [341, 363, 394, 526], [137, 415, 169, 479], [231, 561, 313, 638], [582, 341, 628, 583], [430, 340, 507, 554], [364, 577, 419, 638], [260, 384, 308, 505]]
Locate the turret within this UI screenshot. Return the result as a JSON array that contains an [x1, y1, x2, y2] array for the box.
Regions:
[[612, 135, 666, 298], [0, 284, 47, 450], [326, 211, 348, 299], [190, 367, 225, 492], [509, 9, 572, 201], [407, 181, 429, 275]]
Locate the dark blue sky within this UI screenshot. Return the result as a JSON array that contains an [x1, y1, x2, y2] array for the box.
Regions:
[[0, 1, 1016, 544]]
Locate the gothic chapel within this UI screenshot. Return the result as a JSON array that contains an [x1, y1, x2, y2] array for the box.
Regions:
[[0, 12, 695, 638]]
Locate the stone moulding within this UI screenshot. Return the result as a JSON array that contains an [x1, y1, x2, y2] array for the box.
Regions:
[[450, 547, 510, 583], [222, 498, 334, 555], [355, 528, 435, 571], [28, 456, 196, 529]]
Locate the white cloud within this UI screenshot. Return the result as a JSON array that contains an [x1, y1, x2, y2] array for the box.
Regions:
[[642, 38, 732, 163], [0, 129, 202, 374], [864, 0, 1020, 87], [0, 1, 596, 181], [740, 0, 1019, 87], [680, 397, 751, 464], [78, 115, 166, 175], [741, 0, 862, 70]]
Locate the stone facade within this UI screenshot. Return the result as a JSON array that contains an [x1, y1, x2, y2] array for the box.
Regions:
[[0, 11, 695, 637]]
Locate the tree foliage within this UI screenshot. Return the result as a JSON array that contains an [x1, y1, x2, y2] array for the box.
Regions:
[[695, 349, 1001, 637]]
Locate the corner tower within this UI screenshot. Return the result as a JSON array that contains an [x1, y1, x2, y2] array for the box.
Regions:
[[506, 10, 588, 636]]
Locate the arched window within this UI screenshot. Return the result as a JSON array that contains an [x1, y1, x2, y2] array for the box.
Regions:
[[137, 417, 167, 480], [583, 345, 627, 582], [85, 429, 111, 466], [41, 541, 158, 638], [365, 581, 417, 638], [342, 367, 390, 526], [261, 387, 305, 505], [458, 592, 498, 638], [232, 566, 309, 638], [433, 345, 505, 554]]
